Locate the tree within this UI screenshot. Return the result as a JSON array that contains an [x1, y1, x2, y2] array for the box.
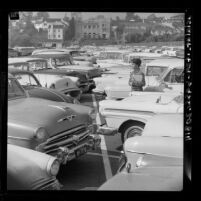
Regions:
[[116, 16, 120, 22], [36, 12, 49, 20], [63, 17, 76, 41], [125, 12, 135, 21], [125, 13, 141, 22], [147, 13, 157, 20]]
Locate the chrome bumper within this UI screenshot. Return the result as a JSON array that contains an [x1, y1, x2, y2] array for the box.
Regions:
[[97, 125, 118, 136], [57, 134, 101, 164]]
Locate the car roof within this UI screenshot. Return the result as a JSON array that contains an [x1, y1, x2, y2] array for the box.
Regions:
[[32, 48, 72, 54], [100, 50, 131, 54], [8, 57, 46, 64], [147, 58, 184, 68], [31, 52, 71, 59], [127, 52, 163, 58]]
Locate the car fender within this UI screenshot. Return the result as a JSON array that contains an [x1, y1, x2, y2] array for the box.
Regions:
[[8, 119, 39, 149]]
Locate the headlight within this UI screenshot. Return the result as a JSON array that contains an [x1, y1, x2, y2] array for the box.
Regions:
[[47, 158, 60, 176], [35, 127, 49, 142], [76, 80, 80, 87]]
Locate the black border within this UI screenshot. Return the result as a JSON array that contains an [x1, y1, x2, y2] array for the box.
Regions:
[[1, 7, 193, 200]]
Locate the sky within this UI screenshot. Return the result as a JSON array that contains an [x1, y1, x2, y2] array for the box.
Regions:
[[48, 12, 183, 20]]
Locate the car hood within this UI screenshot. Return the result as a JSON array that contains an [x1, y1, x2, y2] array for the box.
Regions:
[[8, 97, 90, 136], [58, 65, 101, 78], [58, 64, 95, 71], [99, 165, 183, 191], [99, 95, 182, 114], [27, 87, 74, 103]]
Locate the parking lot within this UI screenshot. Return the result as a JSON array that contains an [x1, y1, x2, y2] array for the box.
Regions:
[[57, 93, 122, 190]]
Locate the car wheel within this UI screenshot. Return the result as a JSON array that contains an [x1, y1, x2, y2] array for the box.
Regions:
[[121, 122, 145, 143]]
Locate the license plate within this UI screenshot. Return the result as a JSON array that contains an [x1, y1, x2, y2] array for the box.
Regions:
[[75, 146, 87, 157]]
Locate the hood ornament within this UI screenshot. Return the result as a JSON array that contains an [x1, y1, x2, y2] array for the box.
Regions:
[[57, 114, 76, 123]]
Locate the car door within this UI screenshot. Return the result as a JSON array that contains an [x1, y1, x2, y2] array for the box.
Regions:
[[163, 68, 184, 92]]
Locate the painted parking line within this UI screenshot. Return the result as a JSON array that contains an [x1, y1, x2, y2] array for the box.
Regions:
[[92, 94, 113, 180]]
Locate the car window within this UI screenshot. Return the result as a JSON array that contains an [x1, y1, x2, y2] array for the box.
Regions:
[[8, 78, 26, 100], [146, 66, 168, 76], [164, 68, 184, 83], [53, 57, 73, 67], [15, 73, 39, 88], [28, 61, 47, 70], [8, 63, 29, 71]]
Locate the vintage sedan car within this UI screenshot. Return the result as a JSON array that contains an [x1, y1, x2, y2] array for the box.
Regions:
[[14, 46, 35, 56], [99, 113, 183, 191], [99, 92, 183, 142], [8, 48, 20, 57], [7, 144, 61, 190], [8, 73, 101, 164], [104, 58, 184, 100], [8, 68, 80, 104], [32, 50, 102, 79], [96, 50, 132, 68], [8, 57, 89, 94]]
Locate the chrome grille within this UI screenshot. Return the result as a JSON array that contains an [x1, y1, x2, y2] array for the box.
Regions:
[[38, 125, 90, 155], [31, 177, 61, 190]]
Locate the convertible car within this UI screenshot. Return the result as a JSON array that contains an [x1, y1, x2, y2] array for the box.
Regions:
[[8, 68, 80, 104], [99, 92, 183, 142], [7, 144, 61, 190], [99, 113, 183, 191], [8, 73, 101, 164]]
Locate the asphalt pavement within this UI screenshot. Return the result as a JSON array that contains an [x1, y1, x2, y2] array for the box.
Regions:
[[57, 93, 123, 190]]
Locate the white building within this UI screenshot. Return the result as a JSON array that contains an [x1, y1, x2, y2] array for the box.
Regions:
[[75, 15, 110, 39]]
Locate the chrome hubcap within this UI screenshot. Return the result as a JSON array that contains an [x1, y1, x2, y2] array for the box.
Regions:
[[124, 126, 143, 141]]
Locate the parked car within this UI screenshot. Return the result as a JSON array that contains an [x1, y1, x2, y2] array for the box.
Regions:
[[104, 58, 184, 100], [8, 48, 20, 57], [31, 52, 98, 92], [96, 50, 132, 68], [7, 144, 62, 190], [8, 73, 101, 164], [99, 92, 183, 142], [8, 68, 80, 104], [14, 46, 35, 56], [8, 57, 88, 95], [99, 113, 183, 191], [32, 51, 102, 79]]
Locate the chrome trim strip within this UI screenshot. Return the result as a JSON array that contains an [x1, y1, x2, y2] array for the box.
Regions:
[[8, 136, 30, 141], [126, 150, 183, 159]]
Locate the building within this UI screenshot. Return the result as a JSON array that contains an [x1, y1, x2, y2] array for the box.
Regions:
[[167, 14, 184, 23], [34, 18, 68, 48], [75, 16, 110, 40]]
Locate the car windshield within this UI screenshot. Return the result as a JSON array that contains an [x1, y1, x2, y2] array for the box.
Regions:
[[8, 78, 26, 100], [52, 56, 74, 67], [28, 60, 48, 70], [146, 66, 168, 76], [14, 73, 40, 88]]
